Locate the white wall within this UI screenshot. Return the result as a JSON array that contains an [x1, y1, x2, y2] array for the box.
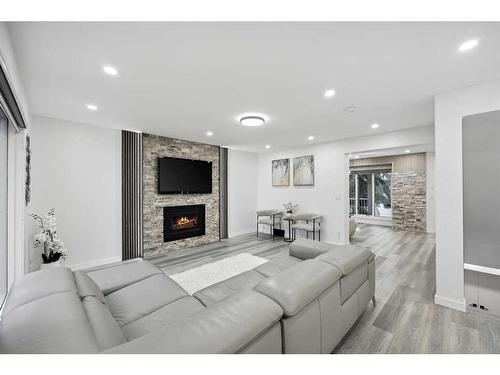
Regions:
[[30, 116, 122, 270], [426, 152, 435, 233], [257, 126, 434, 244], [434, 79, 500, 312], [228, 149, 258, 237]]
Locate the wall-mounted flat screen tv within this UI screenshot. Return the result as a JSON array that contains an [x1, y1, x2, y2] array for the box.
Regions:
[[158, 157, 212, 194]]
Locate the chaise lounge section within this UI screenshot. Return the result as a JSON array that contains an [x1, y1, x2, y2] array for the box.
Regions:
[[0, 238, 375, 354]]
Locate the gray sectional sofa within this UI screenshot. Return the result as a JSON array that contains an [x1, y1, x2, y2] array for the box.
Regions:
[[0, 238, 375, 354]]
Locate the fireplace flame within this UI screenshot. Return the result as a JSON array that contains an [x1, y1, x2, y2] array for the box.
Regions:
[[173, 215, 198, 229]]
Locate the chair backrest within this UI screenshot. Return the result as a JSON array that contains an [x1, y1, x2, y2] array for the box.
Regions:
[[293, 213, 322, 222], [257, 209, 281, 217]]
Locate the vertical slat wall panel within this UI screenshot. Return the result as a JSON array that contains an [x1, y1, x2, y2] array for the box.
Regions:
[[122, 130, 144, 260], [219, 147, 228, 239]]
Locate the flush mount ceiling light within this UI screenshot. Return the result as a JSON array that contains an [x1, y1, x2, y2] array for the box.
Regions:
[[86, 104, 98, 111], [239, 114, 266, 127], [206, 131, 213, 136], [103, 66, 118, 76], [405, 149, 411, 153], [371, 123, 380, 129], [265, 145, 271, 149], [354, 155, 360, 159], [308, 135, 315, 141], [458, 39, 479, 52], [324, 89, 335, 98]]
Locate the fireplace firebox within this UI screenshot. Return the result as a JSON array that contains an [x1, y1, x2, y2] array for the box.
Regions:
[[163, 204, 205, 242]]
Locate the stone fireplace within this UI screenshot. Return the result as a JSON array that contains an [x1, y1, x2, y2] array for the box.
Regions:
[[163, 204, 206, 242], [143, 134, 220, 257]]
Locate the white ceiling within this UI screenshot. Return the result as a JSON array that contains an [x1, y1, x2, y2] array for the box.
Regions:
[[8, 22, 500, 153]]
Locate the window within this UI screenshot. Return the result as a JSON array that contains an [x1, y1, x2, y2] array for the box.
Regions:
[[374, 172, 392, 217], [0, 108, 7, 306], [349, 169, 392, 218]]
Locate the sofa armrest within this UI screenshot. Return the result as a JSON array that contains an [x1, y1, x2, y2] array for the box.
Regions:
[[288, 238, 332, 260], [254, 259, 341, 316], [102, 290, 283, 354]]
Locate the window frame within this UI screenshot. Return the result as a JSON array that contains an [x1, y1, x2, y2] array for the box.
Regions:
[[0, 94, 23, 310]]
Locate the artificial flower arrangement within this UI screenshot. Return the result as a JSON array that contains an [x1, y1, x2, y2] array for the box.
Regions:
[[32, 208, 67, 264], [283, 201, 298, 215]]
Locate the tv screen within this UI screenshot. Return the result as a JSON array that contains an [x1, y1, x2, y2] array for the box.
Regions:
[[158, 157, 212, 194]]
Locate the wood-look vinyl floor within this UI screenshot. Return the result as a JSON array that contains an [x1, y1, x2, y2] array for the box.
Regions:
[[147, 225, 500, 354]]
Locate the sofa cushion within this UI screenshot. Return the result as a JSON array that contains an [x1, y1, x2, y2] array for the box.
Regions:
[[2, 267, 76, 316], [105, 273, 188, 327], [0, 291, 98, 354], [122, 296, 205, 340], [288, 238, 332, 260], [74, 270, 106, 304], [255, 259, 342, 316], [193, 270, 266, 306], [317, 245, 372, 275], [103, 290, 283, 354], [86, 260, 163, 295], [254, 253, 301, 277]]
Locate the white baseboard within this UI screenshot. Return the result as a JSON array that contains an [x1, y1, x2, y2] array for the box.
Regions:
[[434, 294, 466, 312], [68, 256, 122, 271], [228, 228, 255, 238]]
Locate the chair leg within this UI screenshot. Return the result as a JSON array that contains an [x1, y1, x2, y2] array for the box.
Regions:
[[256, 223, 258, 238], [372, 296, 377, 307], [272, 225, 274, 241], [313, 231, 315, 240], [319, 230, 321, 242]]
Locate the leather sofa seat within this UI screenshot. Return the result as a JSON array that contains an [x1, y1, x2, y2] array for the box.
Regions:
[[87, 261, 206, 341], [194, 270, 266, 306], [253, 252, 301, 277], [104, 290, 283, 354]]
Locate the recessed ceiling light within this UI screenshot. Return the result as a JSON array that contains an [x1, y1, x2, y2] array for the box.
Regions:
[[405, 149, 411, 153], [458, 39, 479, 52], [324, 89, 335, 98], [86, 104, 98, 111], [344, 106, 357, 113], [371, 123, 379, 129], [354, 155, 360, 159], [103, 66, 118, 76], [308, 136, 315, 141], [265, 145, 271, 149], [239, 114, 266, 127], [206, 131, 213, 136]]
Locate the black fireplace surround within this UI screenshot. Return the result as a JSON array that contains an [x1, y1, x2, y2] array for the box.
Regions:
[[163, 204, 206, 242]]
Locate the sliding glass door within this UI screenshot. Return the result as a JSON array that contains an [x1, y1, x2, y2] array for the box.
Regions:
[[0, 108, 7, 307], [349, 170, 392, 218]]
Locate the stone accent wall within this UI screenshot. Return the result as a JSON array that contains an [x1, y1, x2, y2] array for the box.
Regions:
[[143, 134, 220, 257], [392, 172, 426, 232]]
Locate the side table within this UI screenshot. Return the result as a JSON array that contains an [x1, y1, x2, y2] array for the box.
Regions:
[[283, 217, 294, 242]]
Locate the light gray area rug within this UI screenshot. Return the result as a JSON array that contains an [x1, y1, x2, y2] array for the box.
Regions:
[[170, 253, 268, 295]]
